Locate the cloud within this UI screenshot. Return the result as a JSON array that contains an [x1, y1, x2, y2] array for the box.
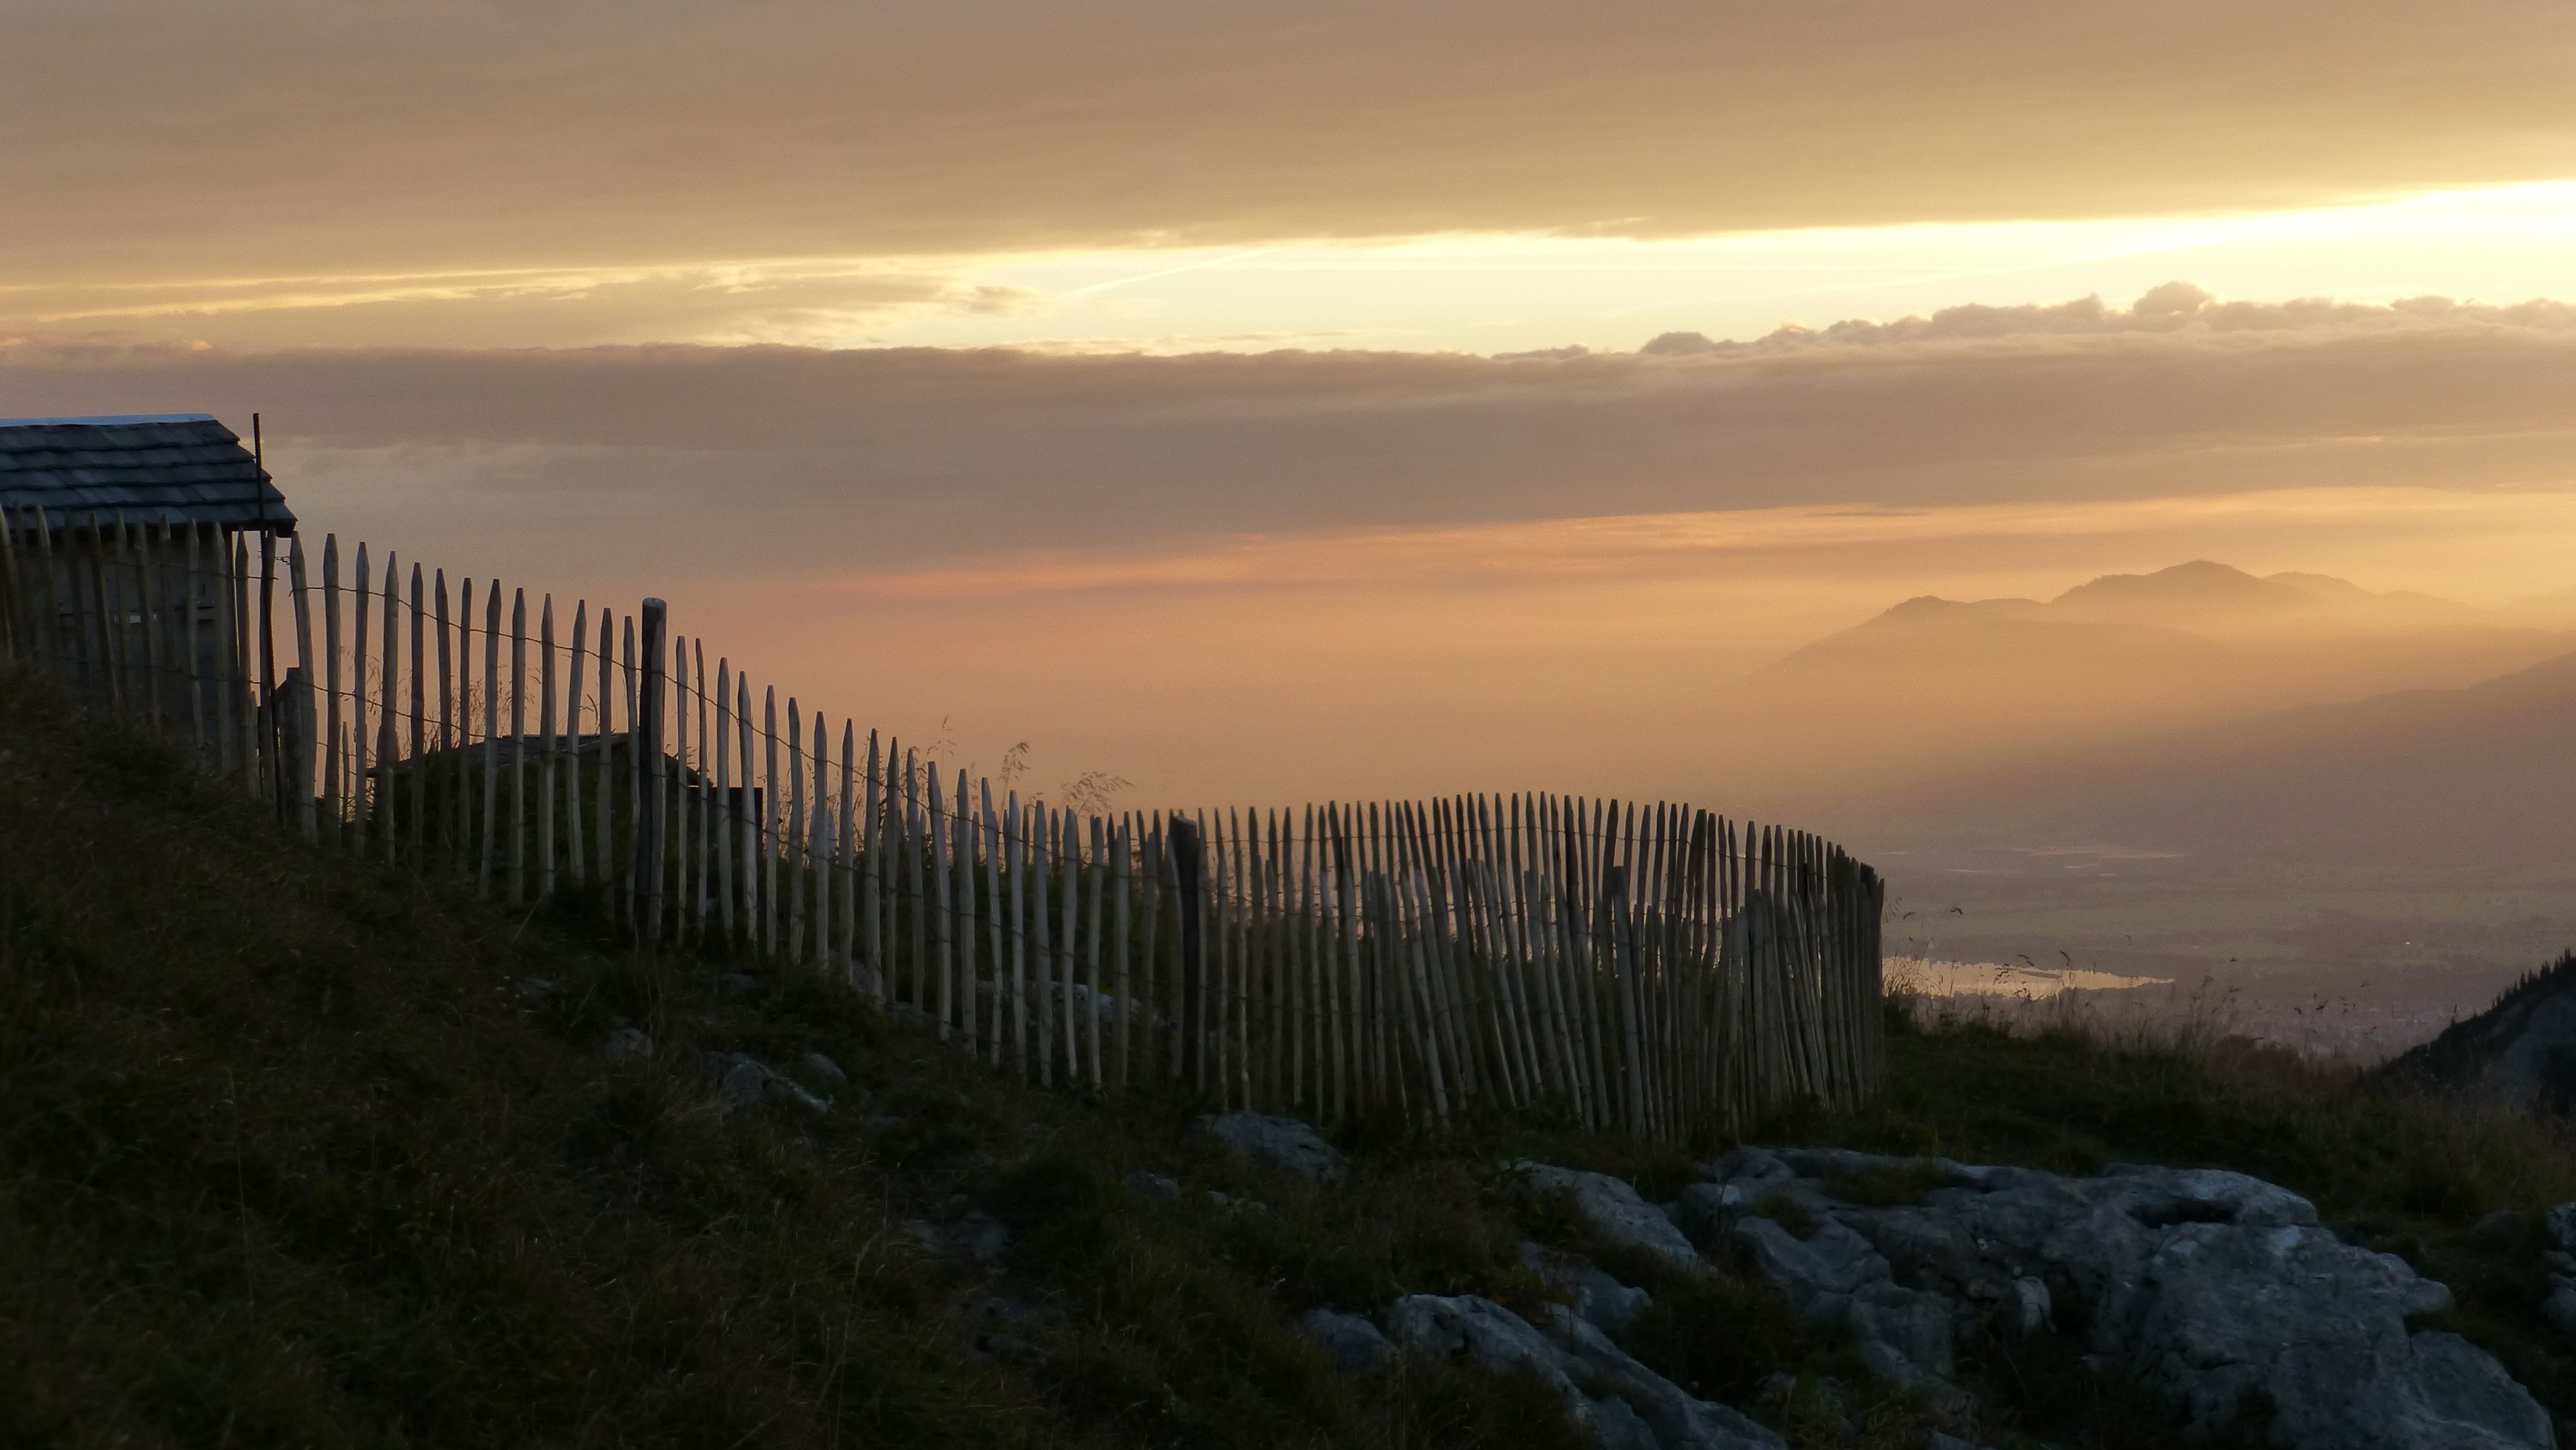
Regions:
[[5, 284, 2576, 609], [0, 263, 1030, 351], [1640, 285, 2576, 354], [9, 1, 2576, 287]]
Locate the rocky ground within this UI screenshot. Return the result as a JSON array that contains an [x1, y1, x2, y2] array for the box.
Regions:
[[1188, 1110, 2559, 1449]]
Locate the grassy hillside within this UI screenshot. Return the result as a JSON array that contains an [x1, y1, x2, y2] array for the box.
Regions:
[[4, 665, 2574, 1449]]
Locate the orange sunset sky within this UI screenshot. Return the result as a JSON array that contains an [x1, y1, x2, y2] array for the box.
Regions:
[[11, 0, 2576, 807]]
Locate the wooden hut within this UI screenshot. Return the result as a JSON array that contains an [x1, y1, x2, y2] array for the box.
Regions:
[[0, 414, 298, 780]]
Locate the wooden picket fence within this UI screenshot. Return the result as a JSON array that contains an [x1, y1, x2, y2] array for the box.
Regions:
[[0, 512, 1888, 1138]]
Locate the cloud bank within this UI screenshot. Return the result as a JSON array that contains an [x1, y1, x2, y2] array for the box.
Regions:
[[8, 289, 2576, 580], [1640, 283, 2576, 354]]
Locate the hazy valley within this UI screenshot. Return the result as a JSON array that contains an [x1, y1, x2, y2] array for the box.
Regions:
[[1720, 560, 2576, 1055]]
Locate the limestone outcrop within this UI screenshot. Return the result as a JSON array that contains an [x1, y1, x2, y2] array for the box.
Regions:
[[1695, 1147, 2553, 1450]]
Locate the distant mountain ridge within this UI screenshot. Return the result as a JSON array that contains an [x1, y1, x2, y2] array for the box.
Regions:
[[1790, 560, 2516, 649], [1711, 561, 2576, 801], [1829, 645, 2576, 868], [2386, 952, 2576, 1110]]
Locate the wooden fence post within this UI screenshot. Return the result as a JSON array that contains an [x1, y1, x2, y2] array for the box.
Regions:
[[377, 557, 399, 864], [0, 509, 22, 668], [787, 702, 807, 961], [436, 575, 456, 865], [1171, 811, 1205, 1091], [506, 589, 527, 896], [409, 565, 428, 863], [634, 597, 668, 942], [539, 596, 559, 900], [713, 657, 733, 938], [598, 620, 618, 902], [287, 538, 318, 842], [277, 664, 314, 828]]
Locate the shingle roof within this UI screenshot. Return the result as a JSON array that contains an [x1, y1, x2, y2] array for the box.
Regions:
[[0, 414, 295, 534]]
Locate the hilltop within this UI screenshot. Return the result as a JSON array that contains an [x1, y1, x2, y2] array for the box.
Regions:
[[2389, 953, 2576, 1110], [1841, 646, 2576, 870], [7, 665, 2576, 1449], [1713, 561, 2576, 800]]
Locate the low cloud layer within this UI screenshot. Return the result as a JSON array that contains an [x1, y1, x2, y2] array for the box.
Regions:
[[8, 290, 2576, 583], [4, 264, 1030, 353], [10, 1, 2576, 287], [1642, 283, 2576, 354]]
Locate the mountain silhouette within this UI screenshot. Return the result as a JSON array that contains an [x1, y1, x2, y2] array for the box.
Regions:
[[1836, 646, 2576, 868], [1714, 562, 2576, 800]]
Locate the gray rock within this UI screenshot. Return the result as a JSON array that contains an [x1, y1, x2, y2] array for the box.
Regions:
[[1123, 1169, 1182, 1204], [1729, 1210, 1957, 1410], [1518, 1162, 1705, 1274], [1385, 1293, 1782, 1448], [2549, 1202, 2576, 1255], [2544, 1282, 2576, 1334], [1538, 1302, 1785, 1448], [2004, 1275, 2053, 1339], [1387, 1293, 1571, 1386], [1844, 1281, 1956, 1383], [1672, 1181, 1751, 1243], [713, 1054, 773, 1108], [601, 1025, 654, 1061], [801, 1051, 848, 1083], [1202, 1112, 1346, 1182], [2095, 1161, 2320, 1229], [1702, 1147, 1797, 1186], [1710, 1147, 2553, 1450], [1296, 1306, 1394, 1375], [1691, 1150, 1837, 1235], [763, 1068, 834, 1113], [1521, 1241, 1655, 1335], [708, 1052, 834, 1113], [1732, 1214, 1890, 1308], [1589, 1393, 1663, 1450]]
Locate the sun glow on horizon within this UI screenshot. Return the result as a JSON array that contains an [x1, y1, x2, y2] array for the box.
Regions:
[[15, 179, 2576, 357]]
